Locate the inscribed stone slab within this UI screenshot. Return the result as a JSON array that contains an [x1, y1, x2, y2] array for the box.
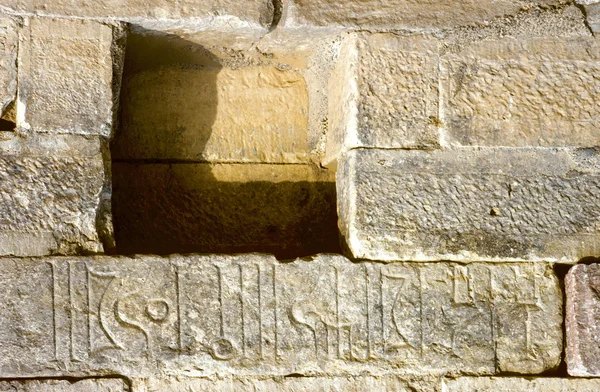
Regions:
[[441, 37, 600, 147], [0, 255, 561, 378], [444, 377, 600, 391], [338, 148, 600, 262], [565, 263, 600, 376], [17, 18, 118, 137]]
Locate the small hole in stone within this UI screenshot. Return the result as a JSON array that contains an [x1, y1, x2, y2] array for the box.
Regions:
[[0, 118, 15, 132]]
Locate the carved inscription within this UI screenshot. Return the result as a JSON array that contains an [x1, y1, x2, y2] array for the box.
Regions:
[[0, 255, 561, 378]]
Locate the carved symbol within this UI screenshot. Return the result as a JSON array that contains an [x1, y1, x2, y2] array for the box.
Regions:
[[381, 269, 415, 356], [145, 299, 170, 322], [87, 267, 124, 355], [512, 265, 541, 360], [209, 265, 236, 361]]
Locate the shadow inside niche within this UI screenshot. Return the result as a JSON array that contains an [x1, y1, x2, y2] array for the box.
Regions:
[[111, 28, 340, 259]]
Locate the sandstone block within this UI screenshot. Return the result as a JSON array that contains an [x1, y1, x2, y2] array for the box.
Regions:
[[135, 375, 439, 392], [0, 255, 561, 378], [444, 377, 600, 391], [0, 17, 17, 120], [565, 263, 600, 376], [325, 34, 439, 166], [2, 0, 271, 26], [338, 148, 600, 262], [0, 134, 109, 256], [17, 18, 121, 137], [288, 0, 565, 29], [441, 37, 600, 147], [0, 379, 126, 391], [114, 66, 310, 163]]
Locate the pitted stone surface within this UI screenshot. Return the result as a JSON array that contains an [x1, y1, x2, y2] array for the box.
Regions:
[[0, 255, 561, 378], [0, 17, 17, 118], [0, 379, 127, 391], [444, 377, 600, 391], [338, 148, 600, 262], [565, 263, 600, 376], [288, 0, 567, 28], [441, 37, 600, 147], [0, 134, 108, 256], [17, 18, 118, 137], [135, 375, 439, 392]]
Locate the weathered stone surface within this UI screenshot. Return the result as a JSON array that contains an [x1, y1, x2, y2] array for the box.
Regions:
[[580, 3, 600, 33], [0, 134, 108, 256], [288, 0, 566, 29], [0, 379, 126, 391], [338, 148, 600, 262], [441, 37, 600, 147], [0, 17, 17, 119], [565, 263, 600, 376], [444, 377, 600, 391], [135, 375, 440, 392], [114, 66, 310, 163], [325, 34, 439, 166], [17, 18, 119, 137], [1, 0, 272, 27], [112, 163, 339, 258], [0, 255, 561, 378]]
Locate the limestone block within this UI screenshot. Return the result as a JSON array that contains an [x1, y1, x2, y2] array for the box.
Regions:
[[112, 163, 338, 258], [0, 134, 108, 256], [135, 375, 440, 392], [441, 37, 600, 147], [565, 263, 600, 376], [444, 377, 600, 391], [0, 255, 561, 378], [0, 379, 126, 391], [580, 3, 600, 33], [338, 148, 600, 262], [288, 0, 566, 29], [114, 66, 310, 163], [0, 17, 17, 118], [325, 34, 439, 166], [1, 0, 272, 26], [17, 18, 121, 137]]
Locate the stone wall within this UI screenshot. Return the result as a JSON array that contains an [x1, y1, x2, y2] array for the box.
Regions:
[[1, 0, 600, 390]]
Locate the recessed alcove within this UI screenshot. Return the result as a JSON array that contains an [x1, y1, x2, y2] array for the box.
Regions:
[[111, 27, 344, 259]]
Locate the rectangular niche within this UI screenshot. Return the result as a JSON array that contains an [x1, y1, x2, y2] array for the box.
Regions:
[[111, 27, 342, 259]]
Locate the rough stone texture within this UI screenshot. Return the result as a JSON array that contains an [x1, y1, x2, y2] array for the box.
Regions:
[[114, 66, 310, 164], [441, 37, 600, 147], [287, 0, 567, 29], [0, 0, 272, 27], [134, 375, 440, 392], [17, 18, 119, 137], [112, 163, 339, 258], [325, 34, 439, 166], [0, 255, 561, 378], [339, 148, 600, 262], [0, 17, 17, 119], [565, 263, 600, 376], [0, 379, 127, 391], [580, 3, 600, 33], [0, 134, 108, 256], [444, 377, 600, 391]]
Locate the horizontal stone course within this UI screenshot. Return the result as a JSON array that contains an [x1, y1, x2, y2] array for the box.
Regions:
[[0, 255, 561, 378], [444, 377, 600, 391], [338, 148, 600, 262], [0, 379, 127, 391]]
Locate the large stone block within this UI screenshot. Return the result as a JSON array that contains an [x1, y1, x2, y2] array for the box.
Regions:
[[441, 37, 600, 147], [288, 0, 565, 29], [445, 377, 600, 391], [0, 17, 17, 119], [114, 66, 310, 163], [0, 255, 561, 378], [0, 379, 127, 391], [565, 263, 600, 376], [17, 18, 122, 137], [325, 34, 439, 166], [338, 148, 600, 262], [0, 134, 109, 256], [1, 0, 272, 27]]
